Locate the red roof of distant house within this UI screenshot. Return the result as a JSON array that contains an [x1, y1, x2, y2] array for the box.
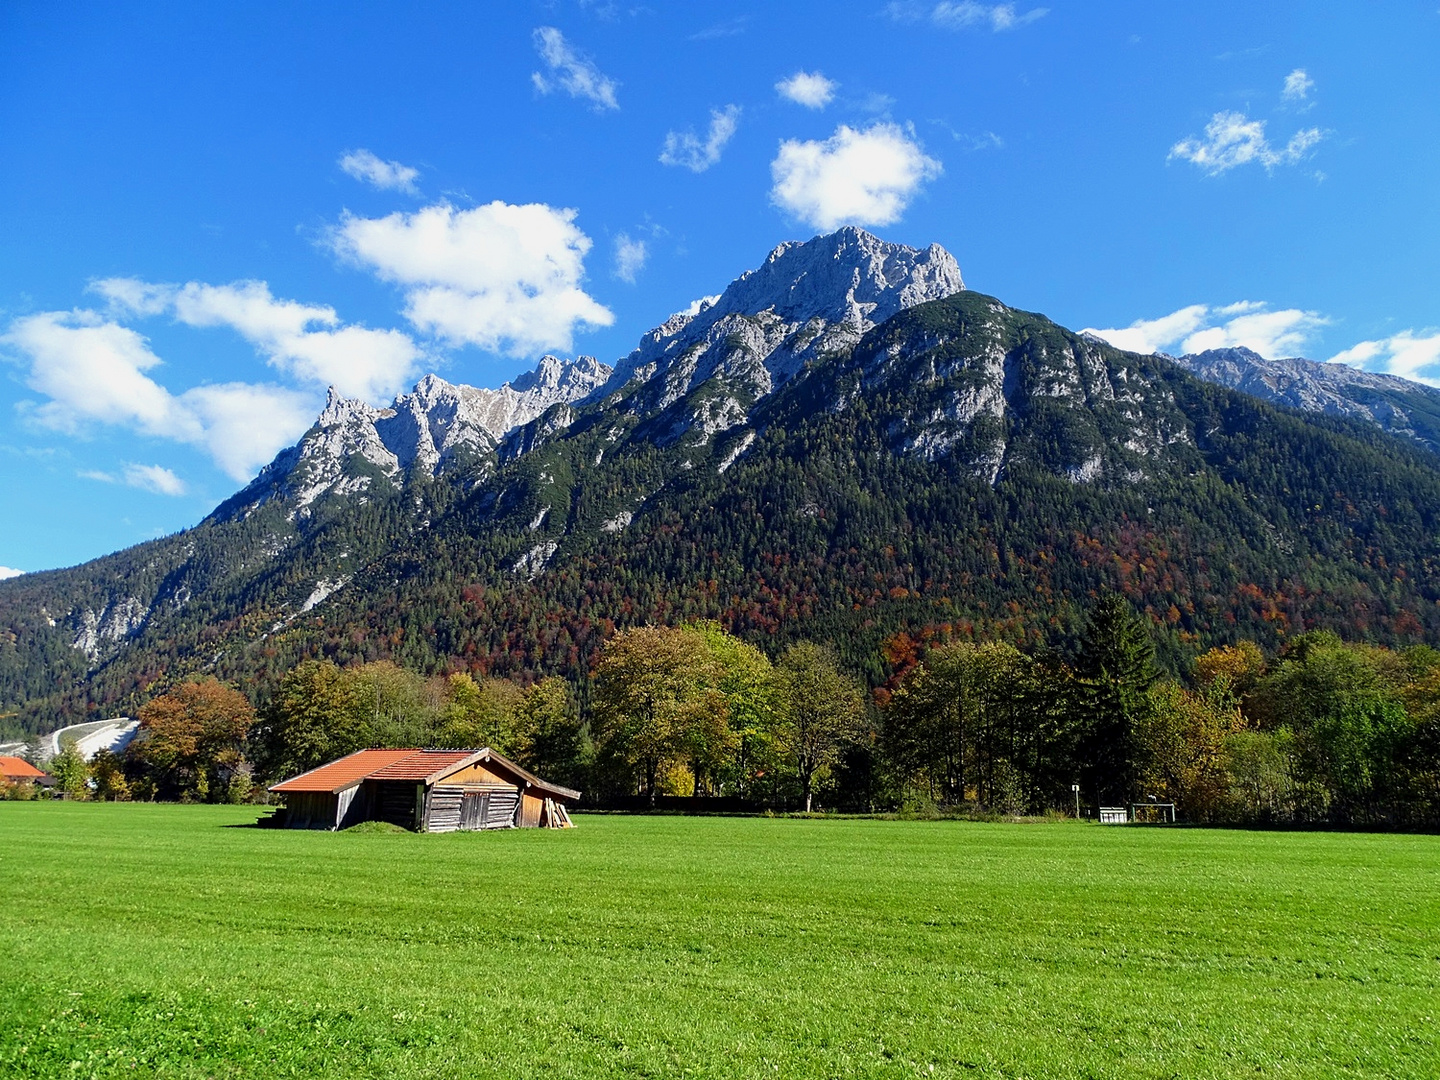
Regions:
[[367, 750, 475, 781], [0, 755, 46, 780], [269, 749, 418, 793]]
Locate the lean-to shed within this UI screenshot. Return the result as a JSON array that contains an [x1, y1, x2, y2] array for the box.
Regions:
[[269, 748, 580, 831]]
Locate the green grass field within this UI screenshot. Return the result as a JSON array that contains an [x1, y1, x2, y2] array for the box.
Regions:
[[1, 805, 1436, 1079]]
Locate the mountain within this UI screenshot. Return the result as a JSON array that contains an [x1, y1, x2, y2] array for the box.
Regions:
[[5, 229, 1440, 737], [1172, 346, 1440, 457], [219, 355, 612, 518]]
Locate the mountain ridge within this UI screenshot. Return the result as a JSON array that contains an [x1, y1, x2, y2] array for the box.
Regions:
[[1172, 345, 1440, 456], [4, 229, 1440, 737]]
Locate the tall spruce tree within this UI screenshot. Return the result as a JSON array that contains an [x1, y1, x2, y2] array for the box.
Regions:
[[1072, 596, 1157, 808]]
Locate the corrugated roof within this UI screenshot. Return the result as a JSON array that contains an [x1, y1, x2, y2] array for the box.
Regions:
[[269, 748, 418, 793], [368, 750, 476, 781], [0, 755, 46, 779]]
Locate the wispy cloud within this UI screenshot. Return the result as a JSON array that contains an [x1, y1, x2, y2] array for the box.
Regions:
[[933, 121, 1004, 150], [531, 26, 619, 111], [770, 122, 942, 231], [1169, 111, 1323, 175], [613, 233, 647, 283], [97, 463, 188, 496], [689, 16, 748, 41], [1084, 301, 1328, 359], [776, 71, 837, 109], [660, 105, 741, 172], [887, 2, 1048, 32], [1331, 331, 1440, 387], [1281, 68, 1315, 104], [338, 149, 420, 194], [0, 566, 24, 580]]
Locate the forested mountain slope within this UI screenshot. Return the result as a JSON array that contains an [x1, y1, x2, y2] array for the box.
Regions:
[[4, 230, 1440, 737]]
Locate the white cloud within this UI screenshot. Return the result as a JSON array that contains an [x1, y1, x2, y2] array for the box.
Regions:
[[1331, 331, 1440, 387], [678, 294, 721, 320], [0, 566, 24, 580], [1169, 110, 1324, 175], [1085, 302, 1328, 359], [172, 282, 421, 403], [531, 27, 619, 111], [776, 71, 837, 109], [660, 105, 741, 172], [5, 311, 191, 438], [122, 463, 188, 496], [770, 122, 942, 231], [1083, 305, 1212, 355], [181, 381, 318, 479], [338, 149, 420, 195], [97, 278, 423, 404], [2, 309, 317, 481], [1282, 68, 1315, 103], [93, 277, 172, 317], [888, 2, 1048, 31], [329, 200, 614, 356], [1182, 307, 1327, 357], [613, 233, 647, 283]]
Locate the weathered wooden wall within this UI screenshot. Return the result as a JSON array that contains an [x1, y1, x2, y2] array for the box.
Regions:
[[437, 762, 512, 786], [336, 785, 368, 828], [284, 791, 340, 829], [519, 792, 543, 828], [425, 784, 520, 832]]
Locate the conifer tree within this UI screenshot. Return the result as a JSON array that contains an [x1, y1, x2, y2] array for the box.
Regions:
[[1072, 596, 1157, 807]]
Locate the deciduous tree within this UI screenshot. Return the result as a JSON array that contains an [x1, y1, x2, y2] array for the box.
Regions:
[[49, 737, 89, 799], [592, 626, 725, 805], [129, 678, 254, 802], [775, 642, 865, 812]]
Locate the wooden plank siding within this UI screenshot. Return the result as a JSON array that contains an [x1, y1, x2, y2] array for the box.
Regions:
[[425, 784, 520, 832], [519, 792, 543, 828], [435, 762, 514, 786], [284, 791, 340, 829]]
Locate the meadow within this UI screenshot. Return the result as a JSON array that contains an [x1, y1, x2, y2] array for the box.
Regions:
[[0, 805, 1436, 1079]]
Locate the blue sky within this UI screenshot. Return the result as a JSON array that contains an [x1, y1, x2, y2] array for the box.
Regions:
[[2, 1, 1438, 575]]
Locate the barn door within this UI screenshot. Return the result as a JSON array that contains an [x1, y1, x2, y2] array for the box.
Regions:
[[459, 791, 488, 830]]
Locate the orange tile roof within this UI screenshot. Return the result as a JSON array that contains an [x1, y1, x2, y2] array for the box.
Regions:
[[269, 748, 419, 793], [0, 755, 45, 780], [368, 750, 475, 781]]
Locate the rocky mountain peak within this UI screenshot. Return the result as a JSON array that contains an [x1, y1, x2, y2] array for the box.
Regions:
[[316, 385, 382, 428], [606, 228, 966, 439], [218, 355, 613, 518], [511, 354, 610, 395], [738, 225, 964, 328]]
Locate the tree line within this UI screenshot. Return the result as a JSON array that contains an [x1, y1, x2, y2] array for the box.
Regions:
[[15, 597, 1440, 826]]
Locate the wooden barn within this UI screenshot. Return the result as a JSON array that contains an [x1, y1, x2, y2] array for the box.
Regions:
[[268, 748, 579, 831]]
